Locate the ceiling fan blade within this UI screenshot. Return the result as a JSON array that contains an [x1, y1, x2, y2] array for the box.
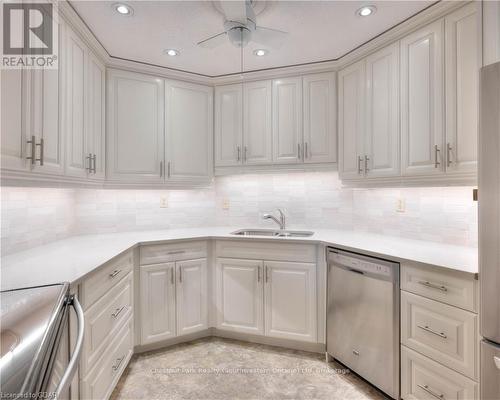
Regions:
[[197, 31, 228, 48], [252, 26, 288, 49], [218, 0, 248, 24]]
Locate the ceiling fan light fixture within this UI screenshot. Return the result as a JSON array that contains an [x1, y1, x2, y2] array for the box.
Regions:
[[356, 5, 376, 17], [254, 49, 268, 57], [164, 49, 180, 57], [113, 3, 133, 15]]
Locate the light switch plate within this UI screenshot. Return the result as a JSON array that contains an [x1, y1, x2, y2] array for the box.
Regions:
[[160, 196, 168, 208], [222, 199, 230, 210]]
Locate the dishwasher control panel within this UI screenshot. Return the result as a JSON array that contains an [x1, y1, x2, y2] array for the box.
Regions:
[[329, 251, 395, 278]]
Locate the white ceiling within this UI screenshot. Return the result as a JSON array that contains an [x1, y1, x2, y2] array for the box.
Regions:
[[70, 0, 436, 77]]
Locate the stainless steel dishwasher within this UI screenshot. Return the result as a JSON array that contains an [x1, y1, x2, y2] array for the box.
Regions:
[[327, 248, 400, 399]]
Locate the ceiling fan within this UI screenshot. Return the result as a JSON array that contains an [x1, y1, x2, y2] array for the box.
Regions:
[[197, 0, 288, 49]]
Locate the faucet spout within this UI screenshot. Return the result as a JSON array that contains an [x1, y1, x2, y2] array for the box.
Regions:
[[262, 209, 286, 230]]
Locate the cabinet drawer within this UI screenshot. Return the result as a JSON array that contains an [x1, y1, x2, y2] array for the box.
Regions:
[[81, 272, 133, 376], [140, 240, 207, 265], [401, 263, 477, 312], [81, 317, 134, 400], [215, 240, 316, 263], [401, 346, 478, 400], [81, 251, 133, 309], [401, 291, 478, 379]]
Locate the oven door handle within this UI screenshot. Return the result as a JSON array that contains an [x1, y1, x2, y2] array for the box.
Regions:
[[54, 295, 84, 400]]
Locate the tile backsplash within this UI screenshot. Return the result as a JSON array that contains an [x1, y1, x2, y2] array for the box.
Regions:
[[1, 171, 478, 255]]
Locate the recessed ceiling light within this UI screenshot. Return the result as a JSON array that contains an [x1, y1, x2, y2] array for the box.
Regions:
[[356, 5, 376, 17], [253, 49, 268, 57], [164, 49, 180, 57], [113, 3, 133, 15]]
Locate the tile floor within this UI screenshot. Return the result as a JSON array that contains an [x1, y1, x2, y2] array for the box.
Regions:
[[110, 337, 388, 400]]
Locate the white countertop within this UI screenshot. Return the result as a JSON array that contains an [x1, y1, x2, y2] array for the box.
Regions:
[[0, 227, 478, 291]]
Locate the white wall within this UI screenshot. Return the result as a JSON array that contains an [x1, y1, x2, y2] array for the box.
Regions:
[[1, 171, 478, 255]]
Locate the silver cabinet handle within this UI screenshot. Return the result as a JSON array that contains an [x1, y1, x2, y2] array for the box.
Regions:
[[257, 266, 261, 282], [358, 156, 363, 174], [112, 356, 125, 372], [297, 143, 301, 160], [36, 138, 44, 166], [352, 349, 360, 356], [170, 267, 174, 285], [417, 384, 444, 399], [244, 146, 248, 162], [111, 305, 126, 319], [447, 143, 453, 167], [417, 324, 447, 339], [54, 295, 84, 400], [237, 146, 241, 161], [86, 153, 93, 172], [305, 142, 308, 159], [178, 266, 182, 283], [364, 155, 370, 172], [418, 280, 447, 292], [167, 250, 185, 255], [265, 265, 269, 283], [160, 161, 163, 177], [167, 161, 171, 178], [92, 154, 97, 174], [26, 136, 36, 165], [109, 269, 122, 278], [434, 144, 441, 168]]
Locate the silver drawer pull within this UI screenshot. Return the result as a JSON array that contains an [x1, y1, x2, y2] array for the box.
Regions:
[[352, 349, 360, 356], [111, 306, 126, 319], [112, 356, 125, 372], [109, 269, 122, 278], [418, 280, 447, 292], [417, 324, 447, 339], [167, 250, 185, 255], [417, 384, 444, 399]]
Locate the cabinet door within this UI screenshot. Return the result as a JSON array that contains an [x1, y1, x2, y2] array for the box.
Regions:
[[140, 263, 176, 344], [303, 72, 337, 164], [176, 259, 208, 336], [215, 258, 264, 335], [1, 70, 28, 171], [215, 84, 243, 167], [365, 43, 400, 178], [264, 261, 317, 342], [272, 77, 303, 164], [445, 3, 479, 174], [165, 80, 213, 183], [86, 52, 106, 180], [401, 20, 445, 176], [243, 80, 272, 164], [107, 69, 164, 182], [65, 26, 88, 178], [338, 60, 365, 179]]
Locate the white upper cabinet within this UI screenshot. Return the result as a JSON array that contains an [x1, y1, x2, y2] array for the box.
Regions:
[[303, 72, 337, 164], [215, 84, 243, 167], [401, 19, 445, 176], [165, 80, 213, 183], [107, 69, 165, 183], [264, 261, 317, 343], [338, 60, 366, 180], [86, 53, 106, 180], [272, 77, 303, 164], [445, 3, 479, 174], [1, 70, 28, 171], [65, 26, 88, 178], [364, 43, 400, 178], [244, 80, 273, 164], [215, 258, 264, 335]]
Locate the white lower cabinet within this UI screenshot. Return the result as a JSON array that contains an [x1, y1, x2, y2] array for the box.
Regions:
[[215, 258, 264, 335], [140, 258, 208, 345], [216, 256, 318, 343], [176, 259, 208, 336], [264, 261, 317, 342]]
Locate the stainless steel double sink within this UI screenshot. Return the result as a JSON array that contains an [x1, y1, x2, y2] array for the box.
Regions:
[[230, 229, 314, 238]]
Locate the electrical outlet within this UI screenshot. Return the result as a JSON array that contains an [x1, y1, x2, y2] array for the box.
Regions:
[[222, 199, 230, 210], [160, 196, 168, 208], [396, 198, 406, 213]]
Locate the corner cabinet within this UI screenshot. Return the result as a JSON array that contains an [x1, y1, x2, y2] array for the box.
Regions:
[[107, 70, 213, 186], [339, 3, 479, 185]]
